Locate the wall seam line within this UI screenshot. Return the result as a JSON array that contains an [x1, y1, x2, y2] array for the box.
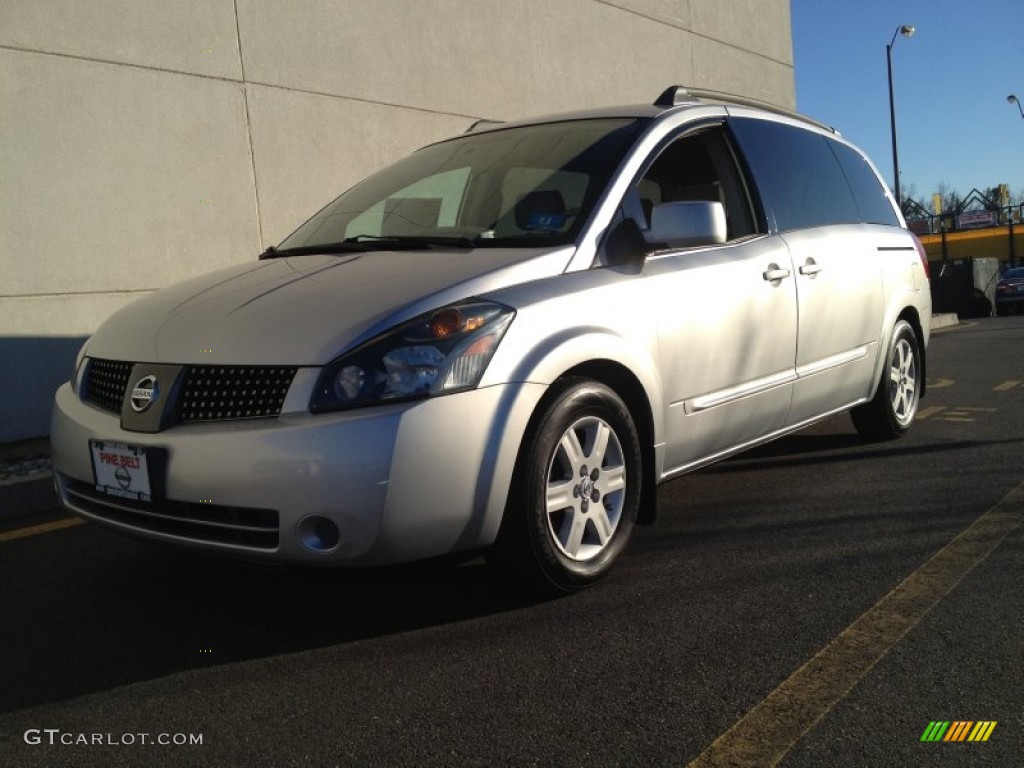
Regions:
[[588, 0, 794, 68], [233, 0, 264, 251], [2, 290, 157, 300], [0, 39, 790, 107], [0, 44, 488, 120]]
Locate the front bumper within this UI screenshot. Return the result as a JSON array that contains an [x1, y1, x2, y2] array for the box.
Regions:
[[51, 380, 545, 565]]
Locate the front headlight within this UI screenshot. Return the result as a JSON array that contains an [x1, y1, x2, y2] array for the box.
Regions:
[[309, 300, 515, 412]]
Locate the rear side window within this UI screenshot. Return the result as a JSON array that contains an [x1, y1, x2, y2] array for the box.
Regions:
[[730, 118, 859, 232], [828, 140, 900, 226]]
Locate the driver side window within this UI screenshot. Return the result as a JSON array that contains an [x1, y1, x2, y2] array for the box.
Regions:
[[626, 125, 759, 242]]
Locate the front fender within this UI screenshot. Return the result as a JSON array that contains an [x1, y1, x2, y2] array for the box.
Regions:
[[488, 315, 664, 436]]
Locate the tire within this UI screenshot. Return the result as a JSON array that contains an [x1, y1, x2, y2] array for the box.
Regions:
[[851, 319, 922, 441], [492, 378, 642, 594]]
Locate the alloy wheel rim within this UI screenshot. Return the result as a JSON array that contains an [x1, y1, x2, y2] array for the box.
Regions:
[[888, 337, 918, 426], [544, 416, 627, 561]]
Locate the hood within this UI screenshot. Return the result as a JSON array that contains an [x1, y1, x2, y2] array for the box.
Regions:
[[86, 246, 574, 365]]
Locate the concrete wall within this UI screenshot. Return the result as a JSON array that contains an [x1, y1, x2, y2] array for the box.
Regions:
[[0, 0, 794, 441]]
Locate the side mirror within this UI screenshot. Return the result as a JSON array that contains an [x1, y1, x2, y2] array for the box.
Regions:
[[646, 201, 727, 249]]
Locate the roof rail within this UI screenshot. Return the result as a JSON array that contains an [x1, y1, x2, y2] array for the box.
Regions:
[[464, 118, 505, 134], [653, 85, 839, 134], [654, 85, 701, 107]]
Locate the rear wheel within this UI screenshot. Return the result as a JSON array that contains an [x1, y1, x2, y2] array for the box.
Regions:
[[851, 319, 921, 440], [492, 378, 642, 594]]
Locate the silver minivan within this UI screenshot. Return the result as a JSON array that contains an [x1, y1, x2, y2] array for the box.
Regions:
[[51, 86, 932, 592]]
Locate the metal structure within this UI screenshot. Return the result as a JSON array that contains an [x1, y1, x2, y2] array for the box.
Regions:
[[906, 189, 1022, 268]]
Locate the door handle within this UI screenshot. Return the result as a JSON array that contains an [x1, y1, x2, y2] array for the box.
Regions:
[[799, 259, 823, 276], [762, 265, 792, 282]]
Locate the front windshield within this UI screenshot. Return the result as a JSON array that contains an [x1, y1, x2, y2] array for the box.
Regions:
[[278, 118, 646, 251]]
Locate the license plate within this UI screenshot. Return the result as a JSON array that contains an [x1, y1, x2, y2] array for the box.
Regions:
[[90, 440, 152, 502]]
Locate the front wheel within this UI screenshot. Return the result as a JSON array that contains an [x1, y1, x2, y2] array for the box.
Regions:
[[492, 379, 642, 594], [851, 319, 922, 440]]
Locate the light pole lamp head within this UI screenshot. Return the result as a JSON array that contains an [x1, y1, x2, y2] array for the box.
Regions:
[[889, 25, 916, 49], [1009, 94, 1024, 119]]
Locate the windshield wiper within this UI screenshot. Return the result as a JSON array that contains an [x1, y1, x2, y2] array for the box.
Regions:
[[343, 234, 476, 249], [259, 235, 475, 259], [260, 242, 371, 258]]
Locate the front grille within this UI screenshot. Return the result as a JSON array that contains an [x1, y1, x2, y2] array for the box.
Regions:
[[178, 366, 296, 422], [61, 475, 279, 550], [84, 359, 133, 414], [81, 358, 298, 425]]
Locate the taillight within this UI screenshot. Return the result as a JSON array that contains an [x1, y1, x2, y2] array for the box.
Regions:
[[910, 233, 930, 279]]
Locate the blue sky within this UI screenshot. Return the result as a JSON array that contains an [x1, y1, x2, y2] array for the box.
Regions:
[[790, 0, 1024, 205]]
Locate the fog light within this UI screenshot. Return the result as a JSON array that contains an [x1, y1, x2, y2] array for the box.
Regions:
[[298, 515, 340, 553]]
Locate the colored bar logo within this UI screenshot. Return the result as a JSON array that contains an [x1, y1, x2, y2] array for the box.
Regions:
[[920, 721, 997, 742]]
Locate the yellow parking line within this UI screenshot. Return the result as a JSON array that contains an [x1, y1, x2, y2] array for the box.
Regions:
[[0, 517, 84, 542], [994, 380, 1021, 392], [916, 406, 946, 421], [687, 481, 1024, 767]]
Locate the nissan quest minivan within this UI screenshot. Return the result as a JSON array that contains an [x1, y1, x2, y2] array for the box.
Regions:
[[51, 86, 932, 592]]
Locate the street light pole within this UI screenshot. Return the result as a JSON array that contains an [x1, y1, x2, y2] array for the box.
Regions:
[[1009, 94, 1024, 120], [887, 25, 915, 210], [1007, 96, 1021, 267]]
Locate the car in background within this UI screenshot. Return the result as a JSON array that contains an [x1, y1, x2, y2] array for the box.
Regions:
[[995, 266, 1024, 316], [51, 85, 932, 593]]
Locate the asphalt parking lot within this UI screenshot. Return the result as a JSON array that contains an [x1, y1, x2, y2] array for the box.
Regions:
[[0, 316, 1021, 767]]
